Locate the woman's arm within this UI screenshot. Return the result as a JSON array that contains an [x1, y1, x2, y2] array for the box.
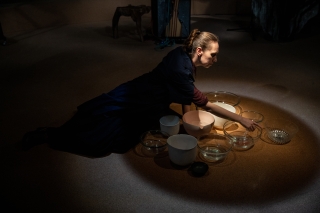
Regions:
[[182, 105, 191, 114], [204, 102, 260, 131]]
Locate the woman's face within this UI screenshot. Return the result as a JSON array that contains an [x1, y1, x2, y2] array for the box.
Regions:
[[194, 41, 219, 68]]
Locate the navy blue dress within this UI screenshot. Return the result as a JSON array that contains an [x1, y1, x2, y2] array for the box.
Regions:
[[48, 46, 196, 156]]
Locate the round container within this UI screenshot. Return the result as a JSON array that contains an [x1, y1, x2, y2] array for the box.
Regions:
[[190, 162, 209, 177], [223, 121, 262, 151], [240, 110, 264, 123], [167, 134, 198, 166], [264, 118, 299, 144], [140, 130, 169, 154], [204, 91, 241, 106], [159, 115, 180, 136], [182, 110, 215, 138], [210, 102, 238, 129], [197, 133, 233, 162]]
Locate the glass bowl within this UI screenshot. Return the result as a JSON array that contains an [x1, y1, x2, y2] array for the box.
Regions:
[[204, 91, 241, 106], [140, 130, 169, 154], [240, 110, 264, 123], [197, 133, 233, 163], [264, 118, 299, 144], [223, 121, 262, 151]]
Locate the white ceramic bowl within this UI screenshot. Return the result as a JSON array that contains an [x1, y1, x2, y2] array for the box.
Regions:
[[167, 134, 198, 166], [182, 110, 215, 138], [210, 102, 236, 129]]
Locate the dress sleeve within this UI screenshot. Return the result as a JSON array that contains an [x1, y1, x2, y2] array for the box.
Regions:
[[193, 86, 208, 107]]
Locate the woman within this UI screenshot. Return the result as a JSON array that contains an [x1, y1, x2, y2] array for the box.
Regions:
[[22, 29, 258, 157]]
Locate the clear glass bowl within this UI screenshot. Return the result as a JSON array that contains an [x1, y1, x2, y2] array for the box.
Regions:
[[140, 130, 169, 154], [197, 133, 233, 162], [223, 121, 262, 151], [204, 91, 241, 106], [240, 110, 264, 123], [264, 118, 298, 144]]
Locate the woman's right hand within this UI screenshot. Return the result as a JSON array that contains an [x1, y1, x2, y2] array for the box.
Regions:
[[239, 116, 261, 131]]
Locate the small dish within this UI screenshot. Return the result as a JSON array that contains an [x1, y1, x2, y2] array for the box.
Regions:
[[264, 118, 298, 144], [190, 162, 209, 177]]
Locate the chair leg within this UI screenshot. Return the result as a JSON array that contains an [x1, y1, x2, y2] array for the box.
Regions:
[[135, 16, 144, 42], [112, 9, 121, 39], [0, 22, 7, 46]]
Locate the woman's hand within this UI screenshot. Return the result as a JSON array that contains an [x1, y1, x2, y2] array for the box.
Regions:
[[239, 116, 260, 131]]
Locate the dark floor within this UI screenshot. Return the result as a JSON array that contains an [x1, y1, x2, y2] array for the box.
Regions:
[[1, 15, 320, 212]]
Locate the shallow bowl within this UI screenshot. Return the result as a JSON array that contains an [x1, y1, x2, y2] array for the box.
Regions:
[[264, 118, 299, 144], [140, 130, 169, 154], [223, 121, 262, 151], [197, 133, 233, 162], [182, 110, 215, 138], [240, 110, 264, 123], [204, 91, 241, 106]]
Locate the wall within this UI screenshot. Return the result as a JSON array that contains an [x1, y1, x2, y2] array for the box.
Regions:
[[0, 0, 251, 36], [191, 0, 251, 15]]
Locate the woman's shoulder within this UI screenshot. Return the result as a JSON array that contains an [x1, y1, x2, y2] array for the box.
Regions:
[[165, 46, 192, 68]]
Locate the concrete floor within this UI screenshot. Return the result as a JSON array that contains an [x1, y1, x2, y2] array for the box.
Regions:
[[1, 15, 320, 212]]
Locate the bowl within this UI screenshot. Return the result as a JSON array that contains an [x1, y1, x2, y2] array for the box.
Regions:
[[182, 110, 215, 138], [209, 102, 240, 129], [223, 121, 262, 151], [197, 133, 233, 162], [190, 162, 209, 177], [167, 134, 198, 166], [140, 130, 170, 154], [264, 118, 299, 144], [240, 110, 264, 123], [159, 115, 180, 136], [204, 91, 241, 106]]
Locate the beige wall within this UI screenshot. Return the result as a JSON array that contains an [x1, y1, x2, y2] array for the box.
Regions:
[[191, 0, 251, 15], [0, 0, 251, 36]]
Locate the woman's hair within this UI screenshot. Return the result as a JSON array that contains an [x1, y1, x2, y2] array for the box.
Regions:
[[183, 29, 219, 55]]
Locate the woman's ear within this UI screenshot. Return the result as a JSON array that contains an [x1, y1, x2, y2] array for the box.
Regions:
[[196, 47, 203, 56]]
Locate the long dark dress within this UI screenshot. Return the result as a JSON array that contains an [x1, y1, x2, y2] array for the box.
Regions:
[[47, 46, 198, 156]]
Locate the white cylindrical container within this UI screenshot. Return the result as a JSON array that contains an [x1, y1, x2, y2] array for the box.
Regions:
[[167, 134, 197, 166], [159, 115, 180, 136]]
